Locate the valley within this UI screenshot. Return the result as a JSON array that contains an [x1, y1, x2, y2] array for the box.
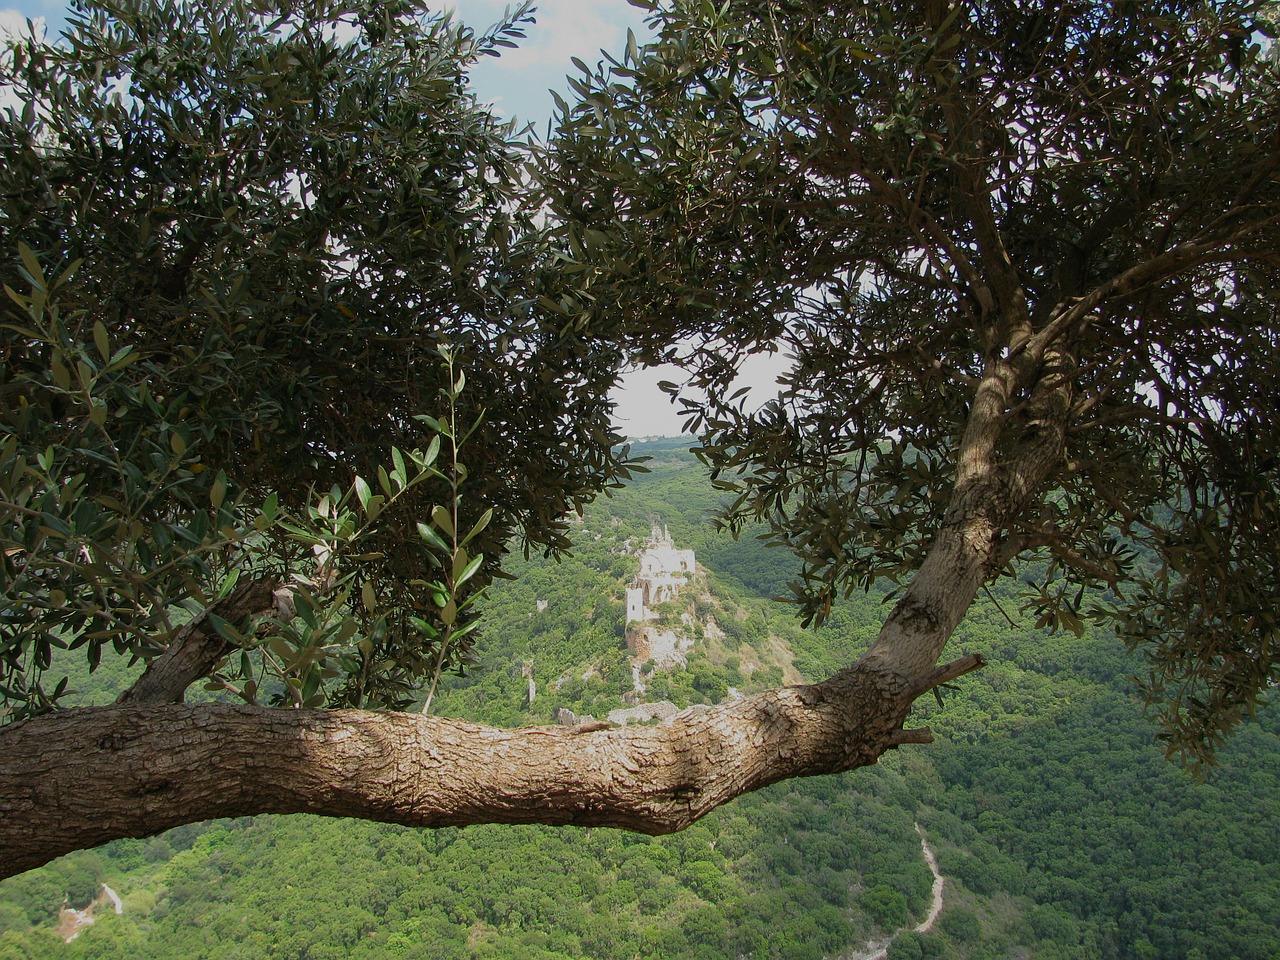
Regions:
[[1, 439, 1277, 960]]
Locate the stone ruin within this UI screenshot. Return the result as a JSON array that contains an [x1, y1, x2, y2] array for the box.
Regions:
[[624, 523, 696, 668]]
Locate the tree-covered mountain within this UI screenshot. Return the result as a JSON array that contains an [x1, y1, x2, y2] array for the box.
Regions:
[[2, 441, 1277, 960]]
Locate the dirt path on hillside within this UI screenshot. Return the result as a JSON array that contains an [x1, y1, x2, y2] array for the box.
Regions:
[[55, 883, 124, 943], [843, 823, 945, 960], [912, 824, 945, 934]]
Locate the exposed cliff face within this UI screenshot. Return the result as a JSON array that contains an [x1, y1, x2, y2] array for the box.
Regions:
[[619, 524, 804, 696], [540, 519, 802, 715], [627, 625, 688, 670]]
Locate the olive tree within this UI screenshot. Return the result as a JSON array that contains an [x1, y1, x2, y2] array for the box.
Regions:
[[0, 0, 646, 875], [2, 0, 1277, 878], [541, 0, 1279, 762]]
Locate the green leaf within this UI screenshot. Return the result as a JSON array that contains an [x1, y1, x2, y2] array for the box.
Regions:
[[416, 520, 449, 555], [449, 619, 481, 642], [421, 434, 441, 468], [210, 470, 228, 510], [432, 504, 455, 538], [219, 567, 242, 598], [17, 243, 44, 287], [93, 320, 110, 364], [354, 474, 372, 511], [462, 507, 494, 546], [50, 354, 71, 390], [451, 547, 470, 581], [410, 616, 439, 638], [106, 345, 136, 370], [454, 552, 484, 587]]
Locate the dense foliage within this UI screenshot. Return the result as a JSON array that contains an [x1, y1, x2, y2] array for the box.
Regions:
[[0, 0, 639, 717], [542, 0, 1280, 762], [2, 444, 1279, 960], [1, 0, 1278, 931]]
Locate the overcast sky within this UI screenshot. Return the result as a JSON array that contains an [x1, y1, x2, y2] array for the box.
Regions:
[[1, 0, 791, 438]]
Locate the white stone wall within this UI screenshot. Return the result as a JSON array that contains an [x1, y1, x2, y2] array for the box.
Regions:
[[625, 586, 647, 624], [624, 523, 696, 626]]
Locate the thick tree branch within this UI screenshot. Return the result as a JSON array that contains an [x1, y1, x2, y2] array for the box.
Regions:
[[1, 659, 932, 879], [117, 577, 278, 705], [864, 342, 1071, 678], [1026, 220, 1280, 363]]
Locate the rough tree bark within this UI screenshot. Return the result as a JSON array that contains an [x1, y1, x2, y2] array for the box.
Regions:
[[0, 348, 1063, 881], [0, 654, 982, 879]]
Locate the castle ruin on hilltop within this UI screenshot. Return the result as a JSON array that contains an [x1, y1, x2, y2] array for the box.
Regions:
[[624, 524, 696, 665], [625, 524, 695, 625]]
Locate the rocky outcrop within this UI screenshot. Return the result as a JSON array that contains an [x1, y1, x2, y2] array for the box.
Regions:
[[607, 701, 679, 726]]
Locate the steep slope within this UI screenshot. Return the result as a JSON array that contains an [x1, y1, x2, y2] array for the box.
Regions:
[[2, 440, 1278, 960]]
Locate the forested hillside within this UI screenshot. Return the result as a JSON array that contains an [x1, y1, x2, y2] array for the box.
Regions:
[[2, 440, 1277, 960]]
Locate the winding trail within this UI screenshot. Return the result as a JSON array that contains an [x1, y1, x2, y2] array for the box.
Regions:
[[844, 823, 946, 960], [55, 883, 124, 943], [912, 824, 945, 934], [102, 884, 124, 915]]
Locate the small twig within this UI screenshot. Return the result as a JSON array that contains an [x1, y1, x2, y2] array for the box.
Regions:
[[887, 727, 934, 747], [907, 653, 985, 700], [983, 583, 1018, 628]]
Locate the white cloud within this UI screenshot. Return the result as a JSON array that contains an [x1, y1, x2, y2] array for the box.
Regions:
[[447, 0, 650, 125], [1, 8, 44, 44], [478, 0, 625, 73]]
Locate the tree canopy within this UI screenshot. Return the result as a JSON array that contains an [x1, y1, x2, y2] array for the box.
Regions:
[[1, 0, 638, 717], [0, 0, 1277, 878], [542, 0, 1280, 762]]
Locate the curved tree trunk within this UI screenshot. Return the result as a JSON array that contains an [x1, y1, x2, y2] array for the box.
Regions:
[[0, 653, 979, 880], [0, 357, 1061, 881]]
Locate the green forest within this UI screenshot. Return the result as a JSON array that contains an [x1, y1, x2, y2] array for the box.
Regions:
[[2, 440, 1277, 960]]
